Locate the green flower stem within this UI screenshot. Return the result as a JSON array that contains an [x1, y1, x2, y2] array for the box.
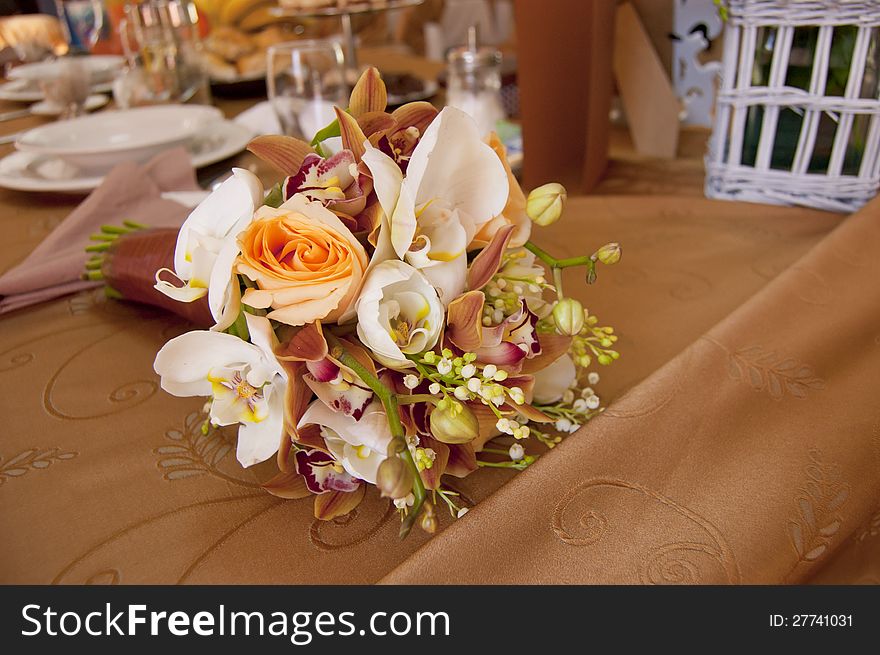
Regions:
[[99, 224, 133, 234], [479, 447, 512, 456], [326, 334, 427, 539], [525, 240, 598, 298], [524, 241, 593, 270], [477, 459, 530, 471], [553, 266, 565, 299], [396, 394, 439, 406], [82, 222, 150, 285]]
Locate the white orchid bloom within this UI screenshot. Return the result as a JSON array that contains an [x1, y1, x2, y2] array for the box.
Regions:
[[153, 314, 286, 468], [361, 107, 509, 303], [355, 260, 443, 367], [531, 353, 577, 405], [298, 400, 392, 484], [155, 168, 263, 331]]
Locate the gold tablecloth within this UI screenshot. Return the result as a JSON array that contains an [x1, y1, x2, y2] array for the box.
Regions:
[[1, 110, 879, 583]]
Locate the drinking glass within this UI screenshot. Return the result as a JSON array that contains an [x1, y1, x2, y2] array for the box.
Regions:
[[41, 58, 91, 118], [267, 40, 347, 141], [446, 30, 505, 136], [116, 0, 210, 107], [55, 0, 105, 54]]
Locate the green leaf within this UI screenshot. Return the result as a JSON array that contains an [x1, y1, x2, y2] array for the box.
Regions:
[[310, 118, 341, 148], [263, 183, 284, 208], [227, 310, 249, 341]]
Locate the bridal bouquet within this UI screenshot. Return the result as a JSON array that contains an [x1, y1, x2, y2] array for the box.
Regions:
[[120, 70, 619, 537]]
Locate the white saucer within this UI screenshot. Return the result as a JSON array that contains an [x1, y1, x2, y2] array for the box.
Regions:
[[29, 94, 109, 117], [0, 79, 45, 103], [0, 120, 254, 193], [0, 79, 117, 103], [8, 56, 125, 85]]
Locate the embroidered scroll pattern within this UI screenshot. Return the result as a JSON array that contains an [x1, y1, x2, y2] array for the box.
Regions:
[[552, 478, 740, 584]]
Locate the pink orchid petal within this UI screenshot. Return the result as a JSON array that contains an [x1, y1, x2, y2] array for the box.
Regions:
[[303, 373, 373, 421], [295, 449, 361, 494], [305, 357, 340, 383], [467, 224, 515, 291], [474, 340, 528, 366], [506, 304, 541, 358], [283, 151, 356, 201]]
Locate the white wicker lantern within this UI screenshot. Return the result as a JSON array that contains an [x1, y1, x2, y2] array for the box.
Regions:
[[706, 0, 880, 212]]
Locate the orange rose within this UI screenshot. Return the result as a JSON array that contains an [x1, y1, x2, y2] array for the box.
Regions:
[[470, 132, 532, 249], [236, 195, 369, 326]]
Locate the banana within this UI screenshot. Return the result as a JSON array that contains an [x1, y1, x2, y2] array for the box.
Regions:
[[191, 0, 222, 22], [238, 6, 284, 32], [220, 0, 276, 26]]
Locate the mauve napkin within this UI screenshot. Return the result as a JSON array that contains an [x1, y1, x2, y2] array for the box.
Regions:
[[0, 148, 200, 315]]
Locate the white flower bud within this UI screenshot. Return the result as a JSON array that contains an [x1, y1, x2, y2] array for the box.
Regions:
[[509, 443, 525, 460], [403, 374, 420, 389], [394, 493, 415, 509], [587, 372, 600, 385], [509, 386, 525, 404], [430, 398, 479, 444], [595, 242, 622, 266], [552, 298, 585, 336], [526, 182, 567, 226]]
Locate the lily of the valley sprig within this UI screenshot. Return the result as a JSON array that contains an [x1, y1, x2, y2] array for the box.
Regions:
[[145, 67, 621, 539]]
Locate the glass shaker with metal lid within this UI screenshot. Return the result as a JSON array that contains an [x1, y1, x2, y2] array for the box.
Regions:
[[446, 26, 505, 136]]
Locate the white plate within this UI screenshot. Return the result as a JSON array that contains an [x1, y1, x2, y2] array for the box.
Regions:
[[0, 79, 45, 103], [29, 94, 109, 117], [8, 55, 125, 85], [0, 79, 115, 103], [0, 120, 253, 194], [16, 105, 223, 171]]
